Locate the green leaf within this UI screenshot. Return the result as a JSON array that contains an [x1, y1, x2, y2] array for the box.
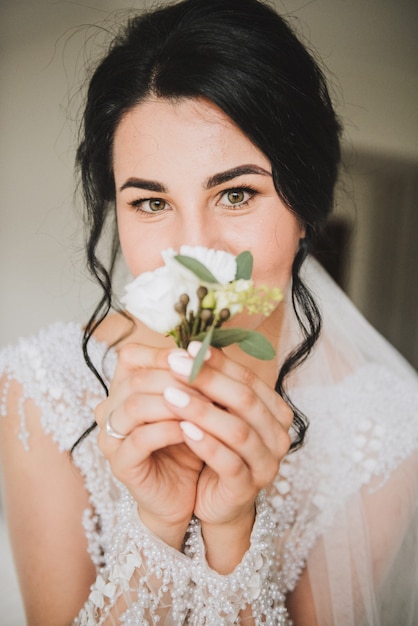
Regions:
[[237, 331, 276, 360], [175, 255, 218, 283], [194, 328, 276, 360], [167, 329, 181, 348], [189, 325, 214, 382], [195, 328, 250, 347], [235, 251, 253, 280]]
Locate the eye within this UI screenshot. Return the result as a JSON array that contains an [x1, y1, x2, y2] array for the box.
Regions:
[[227, 190, 246, 204], [220, 187, 257, 208], [129, 198, 168, 213]]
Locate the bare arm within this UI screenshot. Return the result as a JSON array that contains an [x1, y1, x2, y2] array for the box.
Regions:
[[286, 569, 318, 626], [0, 378, 96, 626]]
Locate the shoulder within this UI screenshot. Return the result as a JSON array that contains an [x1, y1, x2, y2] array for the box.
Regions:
[[288, 363, 418, 508], [293, 363, 418, 483], [0, 321, 115, 451], [0, 320, 112, 384], [270, 362, 418, 589]]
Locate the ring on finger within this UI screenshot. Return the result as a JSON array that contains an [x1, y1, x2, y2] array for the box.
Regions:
[[105, 412, 127, 440]]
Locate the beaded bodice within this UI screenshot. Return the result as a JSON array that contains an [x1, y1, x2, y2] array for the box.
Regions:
[[1, 322, 417, 625]]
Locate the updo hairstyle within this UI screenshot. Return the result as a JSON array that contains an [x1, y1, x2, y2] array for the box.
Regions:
[[76, 0, 342, 449]]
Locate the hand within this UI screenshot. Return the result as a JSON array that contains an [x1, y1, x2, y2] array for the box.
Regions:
[[164, 343, 293, 528], [95, 343, 204, 548]]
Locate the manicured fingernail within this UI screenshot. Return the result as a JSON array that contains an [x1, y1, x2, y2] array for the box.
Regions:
[[168, 352, 193, 376], [164, 386, 190, 408], [180, 421, 204, 441], [187, 341, 211, 360]]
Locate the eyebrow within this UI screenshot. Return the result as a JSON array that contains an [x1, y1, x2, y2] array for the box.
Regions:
[[119, 179, 167, 193], [118, 164, 271, 194], [205, 164, 272, 188]]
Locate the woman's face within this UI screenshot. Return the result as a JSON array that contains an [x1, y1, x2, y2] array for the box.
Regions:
[[114, 97, 303, 332]]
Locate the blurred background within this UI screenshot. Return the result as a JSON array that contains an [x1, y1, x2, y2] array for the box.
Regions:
[[1, 0, 417, 368], [0, 1, 417, 622]]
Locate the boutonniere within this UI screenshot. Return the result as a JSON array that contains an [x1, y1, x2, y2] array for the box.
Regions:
[[122, 246, 282, 381]]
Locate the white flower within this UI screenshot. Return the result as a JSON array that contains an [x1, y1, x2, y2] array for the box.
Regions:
[[122, 246, 237, 334], [88, 575, 117, 608], [122, 262, 198, 334], [123, 247, 280, 379], [177, 245, 236, 283]]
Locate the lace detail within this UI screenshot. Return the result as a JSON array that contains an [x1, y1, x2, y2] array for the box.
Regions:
[[1, 321, 417, 624], [0, 322, 111, 451], [0, 323, 121, 569], [74, 489, 292, 625], [0, 323, 293, 624], [268, 363, 418, 591], [185, 491, 290, 625], [75, 490, 193, 625]]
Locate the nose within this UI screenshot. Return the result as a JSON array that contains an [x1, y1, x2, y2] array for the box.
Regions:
[[173, 212, 221, 251]]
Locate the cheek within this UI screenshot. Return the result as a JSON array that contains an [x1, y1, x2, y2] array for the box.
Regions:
[[252, 217, 302, 290], [117, 218, 165, 277]]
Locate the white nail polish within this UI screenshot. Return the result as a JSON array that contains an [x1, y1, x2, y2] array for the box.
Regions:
[[187, 341, 211, 360], [168, 352, 193, 376], [164, 386, 190, 408], [180, 421, 204, 441]]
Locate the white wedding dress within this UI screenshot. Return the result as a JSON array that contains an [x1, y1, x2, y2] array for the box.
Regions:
[[0, 258, 417, 625]]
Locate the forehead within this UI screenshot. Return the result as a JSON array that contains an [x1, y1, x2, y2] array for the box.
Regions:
[[112, 97, 270, 178]]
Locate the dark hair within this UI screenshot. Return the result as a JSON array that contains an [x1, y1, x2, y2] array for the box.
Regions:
[[75, 0, 341, 450]]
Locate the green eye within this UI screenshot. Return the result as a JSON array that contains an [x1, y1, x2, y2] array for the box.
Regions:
[[128, 197, 169, 214], [227, 190, 246, 204], [147, 199, 166, 212], [222, 188, 256, 207]]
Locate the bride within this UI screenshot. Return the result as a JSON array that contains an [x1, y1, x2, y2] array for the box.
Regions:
[[1, 1, 417, 624]]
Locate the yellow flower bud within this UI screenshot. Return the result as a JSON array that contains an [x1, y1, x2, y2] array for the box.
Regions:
[[201, 291, 216, 309]]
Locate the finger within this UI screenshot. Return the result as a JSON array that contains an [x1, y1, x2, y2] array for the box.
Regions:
[[187, 341, 286, 420], [179, 422, 261, 500], [96, 370, 171, 427], [99, 420, 184, 476], [97, 395, 176, 450], [164, 387, 289, 478], [110, 343, 175, 389], [167, 351, 293, 443], [96, 367, 205, 436], [117, 342, 174, 370], [96, 365, 179, 428]]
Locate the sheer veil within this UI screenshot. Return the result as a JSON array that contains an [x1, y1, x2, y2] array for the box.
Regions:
[[280, 256, 417, 388], [278, 257, 418, 625]]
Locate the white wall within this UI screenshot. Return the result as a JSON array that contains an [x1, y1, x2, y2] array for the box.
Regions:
[[1, 0, 417, 360], [278, 0, 418, 161]]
